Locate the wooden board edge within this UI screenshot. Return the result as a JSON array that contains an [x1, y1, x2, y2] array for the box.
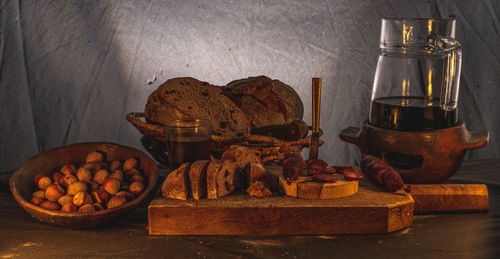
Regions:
[[411, 184, 490, 213], [387, 201, 414, 233], [147, 205, 413, 235]]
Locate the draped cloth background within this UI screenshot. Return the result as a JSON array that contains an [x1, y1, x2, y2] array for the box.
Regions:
[[1, 0, 499, 173]]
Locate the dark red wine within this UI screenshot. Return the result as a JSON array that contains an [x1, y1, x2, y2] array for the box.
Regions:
[[167, 137, 211, 169], [370, 96, 458, 131]]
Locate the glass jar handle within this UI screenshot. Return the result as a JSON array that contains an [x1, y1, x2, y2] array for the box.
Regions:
[[427, 35, 462, 111]]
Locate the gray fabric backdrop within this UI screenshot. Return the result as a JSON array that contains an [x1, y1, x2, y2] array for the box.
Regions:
[[1, 0, 499, 173]]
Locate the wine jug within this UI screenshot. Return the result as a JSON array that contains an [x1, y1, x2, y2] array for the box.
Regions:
[[370, 18, 461, 131], [340, 18, 489, 183]]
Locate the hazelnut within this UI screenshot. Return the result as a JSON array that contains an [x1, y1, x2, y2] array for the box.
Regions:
[[91, 189, 109, 204], [73, 191, 92, 207], [107, 196, 126, 209], [88, 181, 100, 192], [123, 157, 138, 171], [81, 162, 107, 174], [115, 191, 135, 201], [93, 169, 109, 185], [31, 197, 45, 205], [86, 151, 105, 163], [60, 164, 76, 175], [92, 203, 104, 211], [109, 170, 124, 182], [129, 181, 145, 195], [109, 160, 122, 171], [37, 176, 52, 190], [76, 167, 92, 182], [57, 195, 74, 206], [67, 181, 88, 196], [102, 178, 120, 195], [125, 168, 141, 179], [45, 184, 66, 201], [59, 174, 78, 188], [40, 200, 61, 211], [130, 175, 144, 183], [78, 204, 96, 213], [32, 190, 46, 199], [52, 172, 63, 183], [34, 175, 43, 186], [61, 204, 77, 212]]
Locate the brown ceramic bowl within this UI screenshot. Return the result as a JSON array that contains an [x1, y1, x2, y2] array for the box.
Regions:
[[9, 142, 158, 228]]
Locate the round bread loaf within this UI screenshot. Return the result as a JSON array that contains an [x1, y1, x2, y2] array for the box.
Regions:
[[145, 77, 251, 138], [222, 76, 304, 128]]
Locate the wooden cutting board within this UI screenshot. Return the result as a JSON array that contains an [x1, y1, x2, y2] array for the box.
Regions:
[[148, 179, 414, 235], [411, 184, 489, 213]]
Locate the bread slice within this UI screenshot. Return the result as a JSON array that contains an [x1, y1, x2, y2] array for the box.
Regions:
[[145, 77, 251, 138], [188, 160, 210, 200], [161, 163, 192, 200], [206, 160, 223, 199], [246, 162, 266, 185], [216, 161, 245, 198], [221, 145, 261, 170]]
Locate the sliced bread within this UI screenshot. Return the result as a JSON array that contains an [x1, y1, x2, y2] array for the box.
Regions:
[[245, 162, 266, 185], [161, 163, 192, 200], [188, 160, 210, 200], [206, 160, 223, 199], [216, 161, 245, 198]]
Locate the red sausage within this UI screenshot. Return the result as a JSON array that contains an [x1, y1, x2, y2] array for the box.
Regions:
[[343, 169, 364, 181], [305, 159, 328, 175], [322, 166, 337, 174], [332, 165, 353, 172], [360, 155, 410, 193], [312, 173, 338, 183], [282, 154, 304, 182]]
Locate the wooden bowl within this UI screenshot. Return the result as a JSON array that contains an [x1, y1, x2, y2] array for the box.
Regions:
[[9, 142, 158, 228]]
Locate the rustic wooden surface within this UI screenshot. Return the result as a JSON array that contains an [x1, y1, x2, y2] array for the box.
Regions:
[[0, 159, 498, 258], [411, 184, 489, 213], [148, 179, 414, 235]]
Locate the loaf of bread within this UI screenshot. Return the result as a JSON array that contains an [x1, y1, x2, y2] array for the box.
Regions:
[[161, 163, 192, 200], [188, 160, 210, 200], [145, 77, 251, 138], [223, 76, 304, 128]]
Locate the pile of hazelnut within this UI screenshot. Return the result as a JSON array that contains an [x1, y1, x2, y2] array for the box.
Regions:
[[30, 151, 146, 213]]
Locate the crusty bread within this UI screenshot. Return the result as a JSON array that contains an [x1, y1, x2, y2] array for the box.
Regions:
[[247, 181, 272, 198], [246, 162, 266, 185], [223, 76, 304, 128], [221, 145, 261, 170], [216, 161, 245, 198], [188, 160, 210, 200], [206, 160, 223, 199], [161, 163, 192, 200], [145, 77, 251, 138]]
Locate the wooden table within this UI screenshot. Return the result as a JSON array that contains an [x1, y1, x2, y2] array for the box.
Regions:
[[0, 160, 499, 258]]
